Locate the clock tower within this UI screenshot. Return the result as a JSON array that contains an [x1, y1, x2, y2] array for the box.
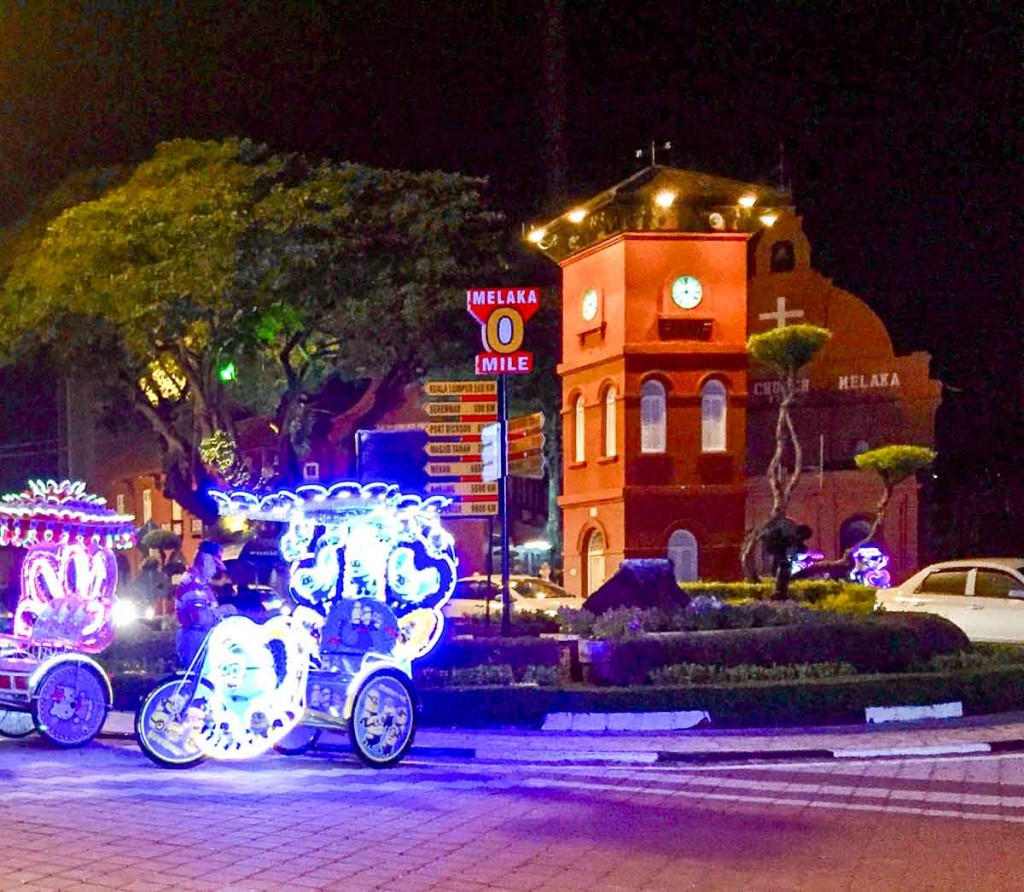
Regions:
[[529, 166, 792, 595]]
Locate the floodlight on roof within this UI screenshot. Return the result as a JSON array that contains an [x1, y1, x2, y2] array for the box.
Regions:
[[654, 189, 676, 208]]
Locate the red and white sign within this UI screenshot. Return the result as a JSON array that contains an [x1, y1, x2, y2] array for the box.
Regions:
[[466, 288, 541, 325], [467, 287, 540, 376], [474, 352, 533, 375]]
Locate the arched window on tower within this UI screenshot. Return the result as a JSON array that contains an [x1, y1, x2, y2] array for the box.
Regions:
[[640, 379, 666, 453], [667, 529, 698, 583], [603, 385, 617, 458], [584, 528, 607, 596], [574, 394, 586, 463], [770, 240, 796, 272], [701, 379, 727, 452]]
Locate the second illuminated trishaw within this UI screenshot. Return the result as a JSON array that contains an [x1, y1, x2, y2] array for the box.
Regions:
[[0, 479, 136, 746], [135, 481, 458, 769]]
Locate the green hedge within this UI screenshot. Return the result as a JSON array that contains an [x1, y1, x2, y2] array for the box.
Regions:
[[416, 636, 564, 672], [588, 613, 969, 686], [110, 660, 1024, 728], [418, 666, 1024, 729], [99, 628, 177, 677], [684, 579, 877, 605]]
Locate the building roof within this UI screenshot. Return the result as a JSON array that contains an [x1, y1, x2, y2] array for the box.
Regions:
[[527, 165, 793, 263]]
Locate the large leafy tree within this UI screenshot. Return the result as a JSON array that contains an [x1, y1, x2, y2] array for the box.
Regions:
[[743, 324, 831, 596], [0, 139, 510, 517]]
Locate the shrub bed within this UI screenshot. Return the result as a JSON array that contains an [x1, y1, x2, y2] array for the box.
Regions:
[[99, 628, 177, 677], [418, 664, 561, 688], [585, 613, 969, 686], [682, 580, 877, 612], [418, 665, 1024, 730], [415, 635, 563, 673], [449, 610, 560, 638]]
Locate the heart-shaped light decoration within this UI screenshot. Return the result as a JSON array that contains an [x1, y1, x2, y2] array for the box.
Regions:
[[15, 543, 117, 652]]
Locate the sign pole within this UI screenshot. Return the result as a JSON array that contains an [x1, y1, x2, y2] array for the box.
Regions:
[[498, 374, 511, 636]]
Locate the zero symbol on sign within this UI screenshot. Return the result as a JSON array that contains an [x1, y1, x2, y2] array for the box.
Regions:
[[484, 308, 525, 354]]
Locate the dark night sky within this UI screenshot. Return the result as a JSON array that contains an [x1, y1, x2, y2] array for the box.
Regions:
[[0, 2, 1018, 379]]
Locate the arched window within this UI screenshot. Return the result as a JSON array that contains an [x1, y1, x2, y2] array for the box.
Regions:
[[667, 529, 698, 583], [640, 379, 666, 453], [585, 528, 607, 596], [770, 240, 795, 272], [701, 379, 727, 452], [840, 516, 875, 553], [603, 385, 617, 457], [574, 395, 586, 463]]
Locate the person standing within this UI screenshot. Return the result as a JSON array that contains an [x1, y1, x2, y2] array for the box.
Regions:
[[174, 541, 233, 667]]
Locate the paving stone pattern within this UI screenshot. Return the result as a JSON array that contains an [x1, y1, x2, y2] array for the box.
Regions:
[[4, 726, 1024, 890]]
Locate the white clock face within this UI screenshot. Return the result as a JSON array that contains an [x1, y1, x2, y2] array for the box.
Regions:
[[671, 275, 703, 309], [581, 287, 599, 322]]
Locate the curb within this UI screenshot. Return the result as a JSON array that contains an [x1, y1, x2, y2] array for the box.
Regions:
[[93, 730, 1024, 766], [655, 739, 1024, 765]]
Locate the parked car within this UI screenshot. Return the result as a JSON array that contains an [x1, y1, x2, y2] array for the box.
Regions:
[[875, 557, 1024, 643], [443, 575, 585, 621]]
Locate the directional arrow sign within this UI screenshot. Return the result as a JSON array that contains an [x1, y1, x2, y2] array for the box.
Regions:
[[508, 455, 545, 479], [508, 412, 544, 434], [440, 501, 499, 517], [424, 441, 482, 457], [506, 433, 544, 458], [424, 380, 497, 397], [426, 461, 484, 477], [424, 400, 498, 418], [424, 421, 494, 436], [426, 481, 499, 497]]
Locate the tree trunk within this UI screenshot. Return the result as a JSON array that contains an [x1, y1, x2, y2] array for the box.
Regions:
[[162, 450, 219, 524], [773, 557, 792, 601]]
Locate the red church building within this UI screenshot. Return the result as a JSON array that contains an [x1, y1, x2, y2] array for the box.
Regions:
[[529, 165, 940, 596]]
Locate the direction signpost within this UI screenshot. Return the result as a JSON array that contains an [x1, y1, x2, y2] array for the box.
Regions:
[[466, 286, 541, 635], [422, 379, 498, 521]]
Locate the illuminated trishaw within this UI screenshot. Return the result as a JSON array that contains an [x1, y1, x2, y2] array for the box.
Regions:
[[0, 480, 135, 746], [135, 481, 457, 769]]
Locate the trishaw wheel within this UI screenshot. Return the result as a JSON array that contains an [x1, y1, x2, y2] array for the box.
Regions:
[[348, 669, 416, 769], [274, 725, 321, 756], [135, 678, 207, 769], [0, 708, 35, 738], [31, 660, 108, 748]]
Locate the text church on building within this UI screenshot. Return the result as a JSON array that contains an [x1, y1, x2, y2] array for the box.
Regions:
[[529, 166, 940, 596]]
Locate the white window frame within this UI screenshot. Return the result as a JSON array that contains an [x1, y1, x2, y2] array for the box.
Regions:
[[701, 379, 727, 452], [603, 385, 617, 458], [640, 380, 666, 453], [574, 395, 586, 463]]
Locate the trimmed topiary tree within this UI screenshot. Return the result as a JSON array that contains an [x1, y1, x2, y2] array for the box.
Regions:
[[743, 324, 832, 597], [796, 444, 937, 580], [140, 528, 183, 571]]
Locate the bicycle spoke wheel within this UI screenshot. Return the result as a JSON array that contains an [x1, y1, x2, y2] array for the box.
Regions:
[[348, 670, 416, 768], [0, 708, 35, 739], [135, 678, 206, 769], [32, 660, 108, 748]]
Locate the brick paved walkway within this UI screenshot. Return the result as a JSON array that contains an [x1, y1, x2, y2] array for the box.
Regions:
[[5, 729, 1024, 890]]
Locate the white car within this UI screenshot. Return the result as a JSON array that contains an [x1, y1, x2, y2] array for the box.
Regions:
[[875, 558, 1024, 643], [443, 575, 585, 621]]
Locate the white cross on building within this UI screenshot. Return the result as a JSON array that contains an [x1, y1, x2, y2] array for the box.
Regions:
[[759, 296, 805, 329]]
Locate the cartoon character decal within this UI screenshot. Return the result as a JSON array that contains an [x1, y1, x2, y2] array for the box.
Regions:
[[186, 615, 311, 760], [260, 488, 457, 665]]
